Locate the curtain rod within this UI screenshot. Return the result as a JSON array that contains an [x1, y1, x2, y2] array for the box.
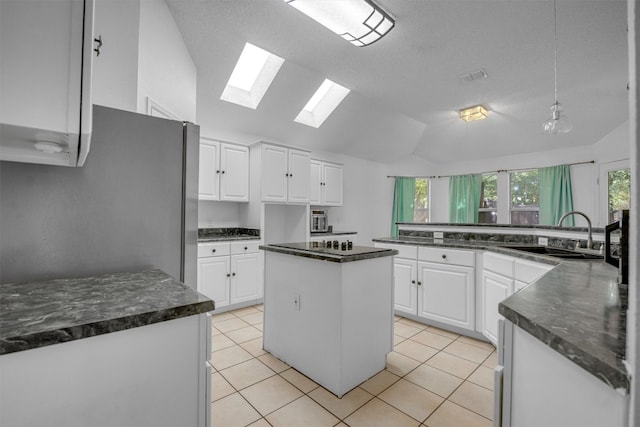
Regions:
[[386, 160, 595, 179]]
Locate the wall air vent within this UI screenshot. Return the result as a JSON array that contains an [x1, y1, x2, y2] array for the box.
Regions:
[[459, 68, 488, 85]]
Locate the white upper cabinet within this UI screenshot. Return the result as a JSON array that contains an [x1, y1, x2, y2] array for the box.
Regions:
[[259, 143, 310, 203], [0, 0, 95, 167], [310, 159, 343, 206], [199, 139, 249, 202]]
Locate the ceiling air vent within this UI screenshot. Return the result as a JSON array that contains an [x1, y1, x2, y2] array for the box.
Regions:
[[459, 68, 488, 85]]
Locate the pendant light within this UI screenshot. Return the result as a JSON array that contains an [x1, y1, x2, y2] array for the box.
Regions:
[[542, 0, 572, 134]]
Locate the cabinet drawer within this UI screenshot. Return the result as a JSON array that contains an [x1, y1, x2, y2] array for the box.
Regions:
[[419, 247, 475, 267], [230, 241, 260, 254], [483, 252, 514, 277], [514, 259, 553, 284], [198, 242, 230, 258], [375, 243, 417, 259]]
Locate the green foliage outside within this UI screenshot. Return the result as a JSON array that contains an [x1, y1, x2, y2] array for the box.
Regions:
[[511, 171, 539, 207], [480, 174, 497, 208], [414, 179, 429, 222], [608, 168, 631, 221]]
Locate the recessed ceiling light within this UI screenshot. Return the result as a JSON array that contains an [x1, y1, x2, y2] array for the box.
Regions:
[[283, 0, 395, 47], [459, 105, 489, 122], [294, 79, 350, 128], [220, 43, 284, 109]]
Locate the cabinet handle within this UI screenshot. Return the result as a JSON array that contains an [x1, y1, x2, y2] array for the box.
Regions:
[[285, 173, 289, 177], [94, 35, 103, 56], [226, 273, 230, 277], [216, 170, 220, 174], [289, 173, 293, 178], [417, 281, 422, 286], [232, 272, 236, 276], [244, 246, 248, 250], [441, 254, 447, 259], [222, 170, 225, 174], [411, 280, 416, 284], [212, 249, 216, 253]]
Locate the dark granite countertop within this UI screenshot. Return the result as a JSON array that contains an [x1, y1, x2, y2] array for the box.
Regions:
[[198, 227, 260, 242], [0, 269, 215, 355], [260, 242, 397, 263], [310, 231, 358, 237], [396, 222, 605, 233], [373, 236, 628, 392]]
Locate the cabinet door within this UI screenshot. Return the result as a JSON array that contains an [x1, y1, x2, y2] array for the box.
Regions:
[[417, 261, 475, 331], [287, 149, 310, 203], [261, 144, 288, 202], [199, 141, 220, 200], [309, 160, 322, 204], [230, 252, 261, 304], [393, 258, 418, 316], [322, 163, 343, 206], [220, 143, 249, 202], [482, 270, 513, 344], [197, 256, 230, 309]]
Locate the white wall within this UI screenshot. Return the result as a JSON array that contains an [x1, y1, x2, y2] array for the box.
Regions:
[[137, 0, 197, 122], [93, 0, 140, 112]]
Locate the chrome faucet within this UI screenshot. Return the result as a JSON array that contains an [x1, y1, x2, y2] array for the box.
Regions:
[[557, 210, 593, 249]]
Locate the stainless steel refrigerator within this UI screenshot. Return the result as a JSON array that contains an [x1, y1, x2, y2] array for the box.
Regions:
[[0, 105, 199, 286]]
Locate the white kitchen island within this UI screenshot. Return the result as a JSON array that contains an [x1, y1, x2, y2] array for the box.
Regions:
[[260, 242, 397, 397]]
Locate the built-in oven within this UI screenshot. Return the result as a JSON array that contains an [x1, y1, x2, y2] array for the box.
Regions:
[[310, 209, 328, 233]]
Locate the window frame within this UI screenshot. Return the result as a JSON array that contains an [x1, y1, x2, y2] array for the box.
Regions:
[[413, 178, 430, 223], [599, 159, 630, 226], [478, 173, 498, 224], [509, 169, 540, 225]]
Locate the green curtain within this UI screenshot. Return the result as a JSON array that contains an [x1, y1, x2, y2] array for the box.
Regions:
[[449, 174, 482, 223], [539, 164, 574, 225], [391, 177, 416, 237]]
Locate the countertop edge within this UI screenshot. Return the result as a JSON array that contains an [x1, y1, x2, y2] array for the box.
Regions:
[[0, 300, 214, 356], [260, 244, 398, 263]]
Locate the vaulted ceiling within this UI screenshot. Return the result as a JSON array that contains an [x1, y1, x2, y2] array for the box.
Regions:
[[166, 0, 628, 165]]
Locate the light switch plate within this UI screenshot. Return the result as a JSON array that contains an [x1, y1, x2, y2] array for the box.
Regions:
[[434, 231, 444, 239], [538, 237, 548, 246]]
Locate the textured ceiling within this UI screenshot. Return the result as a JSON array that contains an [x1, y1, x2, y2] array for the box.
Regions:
[[166, 0, 628, 165]]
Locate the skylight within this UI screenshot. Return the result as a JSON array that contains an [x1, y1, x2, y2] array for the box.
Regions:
[[294, 79, 350, 128], [220, 43, 284, 109]]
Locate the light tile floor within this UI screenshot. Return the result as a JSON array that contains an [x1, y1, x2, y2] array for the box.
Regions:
[[210, 305, 496, 427]]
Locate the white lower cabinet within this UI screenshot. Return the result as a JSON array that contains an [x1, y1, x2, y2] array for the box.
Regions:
[[481, 269, 513, 344], [481, 253, 554, 345], [418, 261, 475, 330], [374, 243, 475, 332], [393, 257, 418, 316], [197, 241, 262, 311], [496, 320, 628, 427]]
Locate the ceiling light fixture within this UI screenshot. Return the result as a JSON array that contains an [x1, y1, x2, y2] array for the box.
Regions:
[[283, 0, 394, 47], [542, 0, 572, 134], [459, 105, 489, 122]]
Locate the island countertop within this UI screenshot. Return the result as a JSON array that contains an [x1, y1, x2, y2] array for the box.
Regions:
[[260, 242, 397, 263], [0, 269, 215, 355]]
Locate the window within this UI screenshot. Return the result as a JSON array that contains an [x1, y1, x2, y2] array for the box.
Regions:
[[607, 168, 630, 222], [478, 174, 497, 224], [413, 178, 429, 222], [510, 170, 539, 225]]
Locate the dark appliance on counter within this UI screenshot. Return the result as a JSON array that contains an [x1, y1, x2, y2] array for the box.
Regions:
[[310, 209, 328, 233], [605, 209, 629, 285]]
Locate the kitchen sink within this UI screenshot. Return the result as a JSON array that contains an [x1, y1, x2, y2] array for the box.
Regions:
[[500, 245, 603, 260]]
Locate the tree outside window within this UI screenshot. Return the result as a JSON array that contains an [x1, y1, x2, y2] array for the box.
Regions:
[[510, 170, 539, 225], [414, 179, 429, 222], [608, 168, 630, 222], [478, 174, 497, 223]]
